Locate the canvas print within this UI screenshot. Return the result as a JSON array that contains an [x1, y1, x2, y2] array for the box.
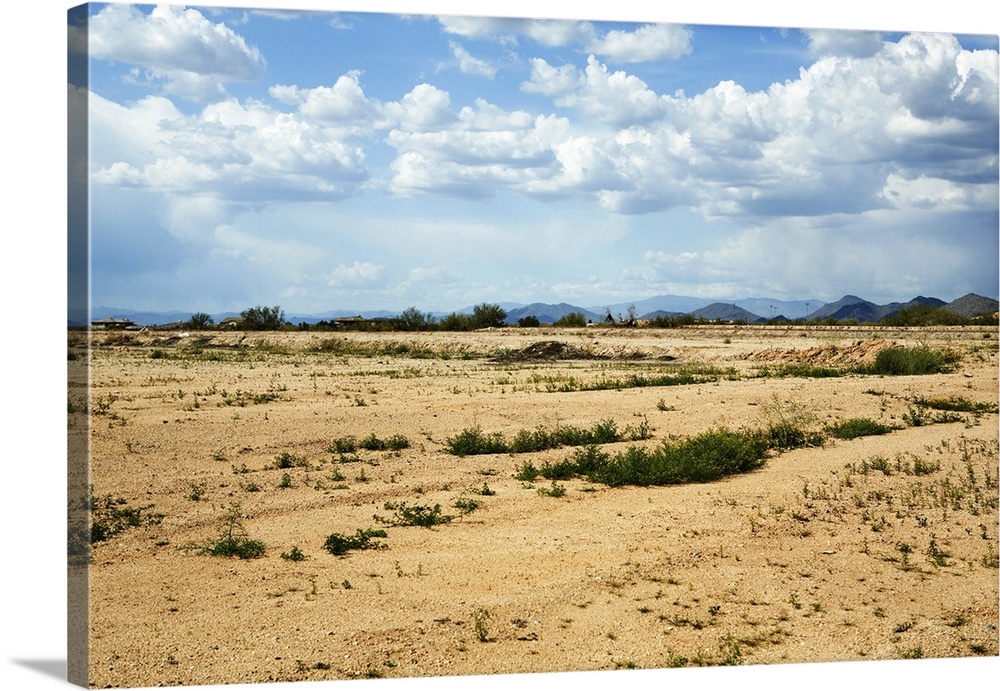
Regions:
[[67, 2, 999, 688]]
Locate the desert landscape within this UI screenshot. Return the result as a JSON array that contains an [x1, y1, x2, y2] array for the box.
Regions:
[[69, 323, 998, 688]]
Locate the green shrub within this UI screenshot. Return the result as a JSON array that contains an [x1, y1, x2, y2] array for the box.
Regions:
[[542, 429, 769, 488], [446, 419, 642, 456], [204, 504, 265, 559], [274, 451, 307, 469], [329, 436, 358, 453], [514, 460, 539, 481], [868, 345, 956, 375], [537, 481, 567, 497], [826, 418, 896, 440], [554, 312, 587, 327], [323, 528, 388, 556], [763, 421, 823, 450], [280, 546, 307, 561], [444, 427, 508, 456], [359, 433, 387, 451], [453, 497, 481, 514], [89, 490, 161, 543], [912, 396, 997, 414], [472, 303, 508, 329], [380, 502, 453, 527]]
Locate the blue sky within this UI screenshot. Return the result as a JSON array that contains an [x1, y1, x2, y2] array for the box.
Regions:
[[71, 1, 999, 314]]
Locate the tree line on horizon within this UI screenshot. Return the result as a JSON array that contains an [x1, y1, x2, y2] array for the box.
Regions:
[[176, 300, 997, 332]]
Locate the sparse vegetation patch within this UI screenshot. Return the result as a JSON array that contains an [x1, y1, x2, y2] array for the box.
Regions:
[[444, 418, 650, 456], [826, 418, 897, 440], [323, 528, 388, 556]]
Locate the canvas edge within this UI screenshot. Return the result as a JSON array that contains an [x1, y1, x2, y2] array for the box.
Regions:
[[67, 3, 92, 687]]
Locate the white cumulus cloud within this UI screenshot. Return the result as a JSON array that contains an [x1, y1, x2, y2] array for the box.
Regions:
[[450, 42, 497, 78], [589, 23, 693, 62], [86, 4, 265, 102]]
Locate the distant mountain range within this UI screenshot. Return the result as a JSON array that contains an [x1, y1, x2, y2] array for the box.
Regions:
[[83, 292, 998, 327]]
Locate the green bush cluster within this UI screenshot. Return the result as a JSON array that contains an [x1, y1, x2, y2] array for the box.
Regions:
[[553, 312, 587, 327], [866, 345, 958, 375], [379, 502, 453, 527], [90, 490, 161, 543], [323, 528, 388, 556], [517, 428, 772, 488], [204, 505, 266, 559], [911, 396, 997, 414], [826, 418, 896, 440], [328, 433, 410, 454], [444, 419, 649, 456]]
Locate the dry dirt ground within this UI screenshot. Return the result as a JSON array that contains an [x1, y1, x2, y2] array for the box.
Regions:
[[70, 324, 999, 688]]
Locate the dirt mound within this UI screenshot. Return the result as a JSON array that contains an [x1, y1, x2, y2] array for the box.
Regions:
[[744, 338, 895, 367], [494, 340, 596, 362]]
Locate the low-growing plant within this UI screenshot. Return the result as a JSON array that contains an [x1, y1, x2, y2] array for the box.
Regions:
[[757, 363, 846, 379], [444, 427, 507, 456], [926, 537, 951, 567], [274, 451, 308, 469], [186, 480, 208, 501], [912, 396, 997, 415], [280, 546, 307, 561], [514, 461, 539, 481], [89, 490, 162, 543], [323, 528, 388, 556], [379, 502, 453, 527], [537, 481, 567, 497], [867, 345, 958, 375], [826, 418, 896, 440], [473, 607, 491, 642], [359, 433, 410, 451], [543, 427, 771, 488], [445, 418, 649, 456], [329, 437, 358, 454], [204, 504, 266, 559], [453, 497, 481, 514], [758, 395, 822, 450]]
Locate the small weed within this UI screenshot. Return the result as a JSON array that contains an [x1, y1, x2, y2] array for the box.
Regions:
[[203, 504, 266, 559], [474, 607, 491, 642], [926, 537, 951, 567], [472, 482, 495, 496], [280, 546, 307, 562], [537, 481, 567, 497], [453, 497, 481, 514]]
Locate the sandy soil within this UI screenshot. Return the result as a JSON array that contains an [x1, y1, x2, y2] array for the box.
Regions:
[[71, 324, 998, 688]]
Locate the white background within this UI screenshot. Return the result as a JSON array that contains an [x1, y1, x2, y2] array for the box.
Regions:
[[3, 2, 997, 690]]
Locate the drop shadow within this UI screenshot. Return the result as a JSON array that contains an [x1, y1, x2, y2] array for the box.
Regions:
[[11, 658, 67, 682]]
